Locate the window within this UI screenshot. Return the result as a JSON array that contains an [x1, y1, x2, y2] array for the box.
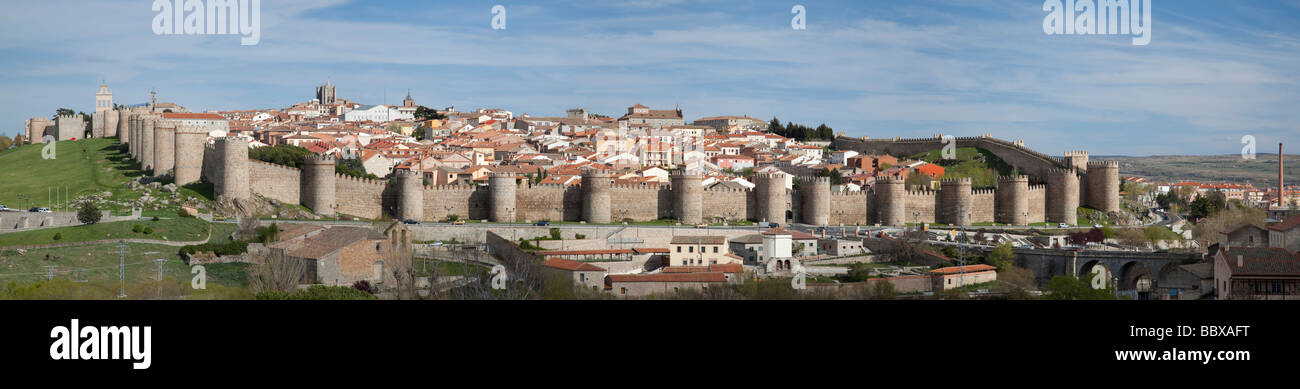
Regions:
[[620, 287, 627, 295], [676, 246, 682, 253], [689, 246, 694, 253], [712, 247, 718, 253]]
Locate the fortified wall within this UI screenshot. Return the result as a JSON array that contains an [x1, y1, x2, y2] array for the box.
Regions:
[[118, 123, 1121, 226]]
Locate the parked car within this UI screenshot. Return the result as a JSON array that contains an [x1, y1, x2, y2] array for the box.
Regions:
[[768, 222, 779, 228], [694, 223, 709, 229], [31, 207, 51, 213], [1057, 223, 1070, 228], [534, 220, 551, 226], [0, 204, 8, 211], [1093, 224, 1103, 228], [403, 219, 419, 225], [452, 219, 466, 225]]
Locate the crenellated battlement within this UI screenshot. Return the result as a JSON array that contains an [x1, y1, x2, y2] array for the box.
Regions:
[[940, 177, 973, 184], [998, 175, 1029, 183], [1064, 150, 1089, 157], [1088, 160, 1119, 168], [304, 154, 336, 164]]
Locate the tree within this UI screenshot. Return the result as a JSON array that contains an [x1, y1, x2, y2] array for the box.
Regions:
[[1042, 273, 1117, 300], [12, 135, 25, 146], [987, 242, 1015, 269], [414, 106, 445, 121], [0, 135, 11, 150], [54, 108, 76, 118], [336, 157, 380, 180], [76, 202, 102, 225]]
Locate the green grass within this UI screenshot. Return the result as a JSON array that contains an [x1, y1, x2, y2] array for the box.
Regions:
[[411, 258, 488, 277], [0, 217, 212, 247], [909, 147, 1016, 189], [0, 138, 147, 212], [0, 242, 239, 286]]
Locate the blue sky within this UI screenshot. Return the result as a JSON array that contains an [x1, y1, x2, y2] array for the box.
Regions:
[[2, 0, 1298, 156]]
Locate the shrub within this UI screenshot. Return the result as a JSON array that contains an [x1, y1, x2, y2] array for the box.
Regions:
[[550, 227, 561, 240], [179, 240, 250, 257], [254, 285, 376, 300], [52, 232, 63, 241], [76, 203, 102, 225], [574, 234, 586, 239], [132, 224, 143, 233], [351, 280, 375, 294], [143, 227, 154, 235], [151, 216, 160, 221]]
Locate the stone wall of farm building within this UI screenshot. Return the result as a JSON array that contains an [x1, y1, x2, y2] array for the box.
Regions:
[[1027, 185, 1046, 223], [701, 188, 753, 222], [421, 186, 487, 222], [828, 191, 869, 225], [971, 189, 995, 223], [608, 185, 670, 221], [248, 159, 301, 205], [335, 175, 390, 219], [610, 280, 726, 298], [808, 275, 934, 295]]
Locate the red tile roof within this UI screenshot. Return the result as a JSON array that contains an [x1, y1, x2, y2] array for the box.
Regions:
[[929, 264, 997, 274], [541, 258, 606, 272]]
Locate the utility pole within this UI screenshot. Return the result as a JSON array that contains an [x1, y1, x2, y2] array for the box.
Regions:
[[117, 241, 127, 298], [155, 258, 166, 299]]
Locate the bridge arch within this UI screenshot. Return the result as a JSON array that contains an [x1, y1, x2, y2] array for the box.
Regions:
[[1078, 260, 1112, 289], [1119, 261, 1154, 293]]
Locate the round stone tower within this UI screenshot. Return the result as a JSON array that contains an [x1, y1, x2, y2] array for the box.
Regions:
[[755, 172, 788, 224], [214, 137, 249, 201], [104, 110, 119, 138], [301, 155, 337, 216], [140, 117, 156, 171], [940, 177, 973, 226], [1047, 168, 1080, 225], [127, 115, 137, 158], [152, 120, 176, 176], [874, 175, 906, 226], [997, 175, 1030, 225], [1087, 160, 1121, 213], [395, 170, 424, 221], [116, 110, 129, 142], [488, 173, 517, 222], [173, 125, 207, 186], [671, 171, 703, 224], [581, 169, 611, 224], [800, 176, 831, 226]]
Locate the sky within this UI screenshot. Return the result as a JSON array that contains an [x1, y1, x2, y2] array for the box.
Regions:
[[2, 0, 1298, 156]]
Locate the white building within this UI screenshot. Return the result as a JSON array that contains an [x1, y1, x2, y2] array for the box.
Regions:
[[342, 105, 415, 122]]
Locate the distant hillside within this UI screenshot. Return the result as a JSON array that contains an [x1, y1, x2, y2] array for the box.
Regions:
[[1100, 154, 1300, 185]]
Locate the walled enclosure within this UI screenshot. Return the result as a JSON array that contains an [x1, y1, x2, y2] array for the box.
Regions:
[[123, 127, 1119, 226]]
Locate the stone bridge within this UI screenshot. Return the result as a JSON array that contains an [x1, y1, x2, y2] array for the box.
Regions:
[[1008, 248, 1205, 298]]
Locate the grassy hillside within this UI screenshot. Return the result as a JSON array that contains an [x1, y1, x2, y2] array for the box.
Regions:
[[909, 147, 1016, 188], [0, 216, 216, 247], [0, 138, 141, 210], [0, 137, 212, 215]]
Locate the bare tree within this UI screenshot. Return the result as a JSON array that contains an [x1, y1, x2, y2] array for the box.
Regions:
[[247, 250, 308, 294]]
